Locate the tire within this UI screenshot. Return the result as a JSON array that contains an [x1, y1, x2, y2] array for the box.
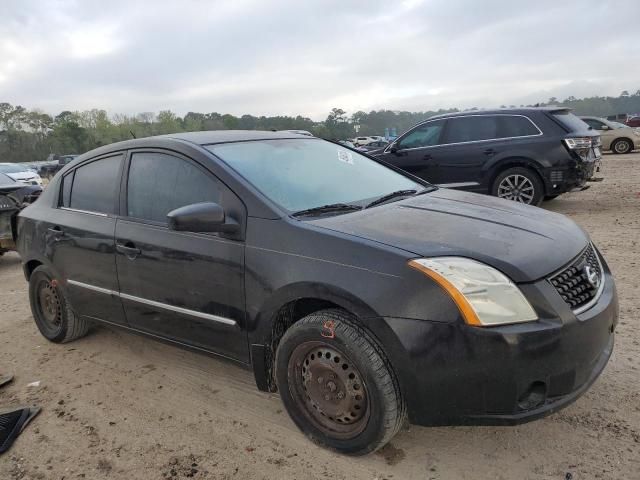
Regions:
[[275, 309, 405, 455], [544, 194, 560, 201], [491, 167, 544, 206], [28, 266, 89, 343], [611, 138, 633, 154]]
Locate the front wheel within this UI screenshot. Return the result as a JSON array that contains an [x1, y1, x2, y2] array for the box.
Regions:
[[275, 309, 405, 455], [491, 167, 544, 206]]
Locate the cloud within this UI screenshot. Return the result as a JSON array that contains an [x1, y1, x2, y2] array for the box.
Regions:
[[1, 0, 639, 119]]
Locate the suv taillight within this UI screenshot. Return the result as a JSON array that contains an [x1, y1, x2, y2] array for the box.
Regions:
[[563, 137, 592, 150]]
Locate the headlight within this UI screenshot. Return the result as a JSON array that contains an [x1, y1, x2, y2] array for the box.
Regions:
[[408, 257, 538, 327]]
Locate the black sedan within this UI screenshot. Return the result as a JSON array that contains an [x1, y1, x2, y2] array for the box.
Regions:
[[16, 131, 617, 455]]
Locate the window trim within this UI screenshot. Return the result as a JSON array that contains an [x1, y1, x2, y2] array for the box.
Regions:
[[121, 148, 225, 228], [56, 152, 125, 216], [385, 114, 543, 153]]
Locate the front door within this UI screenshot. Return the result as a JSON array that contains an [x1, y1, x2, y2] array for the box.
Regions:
[[48, 154, 127, 325], [115, 150, 247, 362], [381, 119, 446, 184]]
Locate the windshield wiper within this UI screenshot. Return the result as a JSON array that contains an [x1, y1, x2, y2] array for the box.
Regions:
[[292, 203, 363, 217], [365, 189, 418, 209]]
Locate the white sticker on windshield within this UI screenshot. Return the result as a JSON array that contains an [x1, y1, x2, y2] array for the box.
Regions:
[[337, 149, 354, 165]]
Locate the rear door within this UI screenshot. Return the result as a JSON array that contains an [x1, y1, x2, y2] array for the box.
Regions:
[[435, 115, 504, 190], [48, 153, 127, 325], [436, 115, 543, 192], [115, 150, 247, 361]]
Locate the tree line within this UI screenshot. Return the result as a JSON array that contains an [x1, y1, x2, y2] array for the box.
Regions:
[[1, 90, 639, 163]]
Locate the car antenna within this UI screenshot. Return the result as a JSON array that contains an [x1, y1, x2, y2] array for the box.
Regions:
[[129, 130, 136, 139]]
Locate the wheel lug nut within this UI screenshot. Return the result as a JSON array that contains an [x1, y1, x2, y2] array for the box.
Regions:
[[324, 394, 330, 401], [337, 391, 344, 399], [317, 377, 323, 384]]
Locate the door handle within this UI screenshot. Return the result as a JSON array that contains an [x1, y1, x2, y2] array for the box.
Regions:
[[47, 226, 65, 239], [423, 153, 433, 160], [116, 242, 141, 258], [483, 148, 496, 156]]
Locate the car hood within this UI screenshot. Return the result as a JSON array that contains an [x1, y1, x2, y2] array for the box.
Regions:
[[309, 189, 588, 282], [6, 172, 37, 181]]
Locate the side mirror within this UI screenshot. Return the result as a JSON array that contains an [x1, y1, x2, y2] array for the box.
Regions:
[[389, 143, 399, 154], [167, 202, 238, 234]]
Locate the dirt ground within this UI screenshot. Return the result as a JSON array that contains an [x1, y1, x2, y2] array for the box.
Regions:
[[1, 153, 639, 480]]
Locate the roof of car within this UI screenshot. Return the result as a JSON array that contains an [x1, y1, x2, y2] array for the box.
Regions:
[[428, 106, 571, 120], [159, 130, 311, 145]]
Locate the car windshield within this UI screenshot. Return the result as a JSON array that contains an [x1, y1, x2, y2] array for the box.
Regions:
[[0, 163, 28, 174], [207, 139, 428, 213], [0, 172, 17, 185]]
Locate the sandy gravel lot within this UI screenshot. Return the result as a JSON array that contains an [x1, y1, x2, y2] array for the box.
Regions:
[[1, 153, 639, 479]]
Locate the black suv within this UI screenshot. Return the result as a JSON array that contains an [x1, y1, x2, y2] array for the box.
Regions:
[[373, 108, 601, 205]]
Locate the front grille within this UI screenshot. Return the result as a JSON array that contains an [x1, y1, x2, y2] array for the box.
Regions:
[[549, 244, 602, 312]]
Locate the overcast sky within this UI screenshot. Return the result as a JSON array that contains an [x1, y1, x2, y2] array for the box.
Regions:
[[1, 0, 639, 120]]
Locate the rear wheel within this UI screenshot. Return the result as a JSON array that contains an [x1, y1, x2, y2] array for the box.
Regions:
[[28, 266, 89, 343], [275, 309, 405, 455], [611, 138, 633, 154], [491, 167, 543, 206]]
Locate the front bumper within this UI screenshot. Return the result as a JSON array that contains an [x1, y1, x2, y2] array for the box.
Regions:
[[382, 268, 618, 427]]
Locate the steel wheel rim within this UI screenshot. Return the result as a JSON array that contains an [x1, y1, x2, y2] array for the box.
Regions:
[[288, 341, 370, 439], [614, 141, 630, 154], [36, 279, 62, 330], [497, 174, 535, 204]]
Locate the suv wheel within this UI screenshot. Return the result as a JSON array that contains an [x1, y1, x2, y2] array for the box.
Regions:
[[611, 138, 633, 154], [275, 309, 405, 455], [492, 167, 543, 206], [28, 266, 89, 343]]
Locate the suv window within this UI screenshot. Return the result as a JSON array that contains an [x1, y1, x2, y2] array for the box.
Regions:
[[127, 152, 221, 224], [61, 155, 122, 214], [397, 120, 445, 149], [443, 116, 499, 144], [552, 111, 589, 132], [497, 116, 540, 137]]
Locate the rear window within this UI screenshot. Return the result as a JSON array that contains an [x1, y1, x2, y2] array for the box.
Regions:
[[551, 111, 590, 132], [61, 155, 122, 214], [497, 116, 540, 137]]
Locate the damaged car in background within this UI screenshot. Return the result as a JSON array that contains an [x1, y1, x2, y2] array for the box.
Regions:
[[0, 173, 42, 258]]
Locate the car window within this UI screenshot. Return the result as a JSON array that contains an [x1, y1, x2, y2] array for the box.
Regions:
[[61, 170, 74, 207], [497, 116, 540, 137], [583, 119, 606, 130], [64, 155, 122, 214], [127, 152, 221, 224], [397, 121, 445, 149], [551, 111, 590, 132], [443, 116, 499, 144]]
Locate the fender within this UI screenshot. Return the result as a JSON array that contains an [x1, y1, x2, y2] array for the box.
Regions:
[[248, 281, 380, 345], [483, 155, 548, 189]]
